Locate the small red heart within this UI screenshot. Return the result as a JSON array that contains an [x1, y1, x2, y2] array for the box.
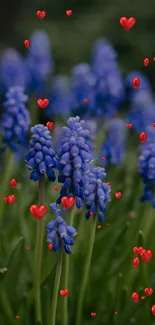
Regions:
[[26, 246, 30, 251], [152, 305, 155, 316], [61, 196, 75, 209], [66, 9, 72, 16], [141, 249, 153, 262], [83, 98, 88, 104], [48, 243, 53, 251], [144, 288, 153, 296], [16, 316, 20, 319], [102, 157, 106, 160], [90, 312, 96, 317], [46, 121, 54, 130], [37, 10, 46, 19], [106, 182, 111, 186], [126, 123, 132, 129], [97, 225, 102, 229], [132, 292, 140, 303], [10, 178, 17, 188], [120, 17, 136, 30], [143, 58, 149, 66], [60, 289, 69, 297], [115, 192, 122, 199], [132, 257, 140, 267], [152, 123, 155, 127], [114, 312, 118, 315], [133, 246, 143, 255], [7, 195, 16, 204], [54, 186, 60, 191], [30, 205, 47, 219], [37, 98, 49, 109], [141, 296, 146, 300], [24, 40, 30, 48], [106, 223, 110, 226], [3, 197, 8, 202], [90, 211, 94, 216]]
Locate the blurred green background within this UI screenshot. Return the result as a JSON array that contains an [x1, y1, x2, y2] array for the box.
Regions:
[[1, 1, 155, 325]]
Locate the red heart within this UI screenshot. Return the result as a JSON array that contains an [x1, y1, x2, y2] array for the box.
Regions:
[[37, 10, 46, 19], [106, 182, 111, 186], [90, 312, 96, 317], [26, 246, 30, 251], [126, 123, 132, 129], [66, 9, 72, 16], [132, 257, 140, 267], [30, 205, 47, 219], [7, 195, 16, 204], [61, 197, 75, 209], [24, 40, 30, 48], [16, 316, 20, 319], [141, 296, 145, 300], [10, 178, 17, 188], [97, 225, 102, 229], [83, 98, 88, 104], [46, 121, 54, 131], [115, 192, 122, 199], [90, 211, 94, 216], [48, 243, 53, 251], [102, 157, 106, 160], [133, 246, 143, 255], [141, 249, 153, 262], [144, 288, 153, 296], [3, 196, 8, 202], [152, 123, 155, 127], [120, 17, 136, 30], [37, 98, 49, 109], [60, 289, 69, 297], [54, 186, 60, 191], [152, 305, 155, 316]]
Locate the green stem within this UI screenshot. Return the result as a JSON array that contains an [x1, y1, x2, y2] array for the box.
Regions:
[[62, 207, 76, 325], [34, 175, 45, 325], [50, 248, 63, 325], [75, 216, 97, 325]]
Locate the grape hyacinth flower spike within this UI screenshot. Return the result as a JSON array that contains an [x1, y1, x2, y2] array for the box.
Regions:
[[25, 124, 56, 325], [56, 116, 93, 209], [75, 166, 111, 325], [0, 86, 31, 154], [47, 203, 77, 325]]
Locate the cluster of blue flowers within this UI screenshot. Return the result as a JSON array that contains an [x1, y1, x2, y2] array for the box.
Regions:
[[100, 118, 127, 166], [139, 126, 155, 207], [47, 203, 77, 254], [25, 124, 56, 181], [84, 167, 111, 221], [0, 86, 31, 152]]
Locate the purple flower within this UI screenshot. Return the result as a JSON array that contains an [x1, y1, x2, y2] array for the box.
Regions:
[[0, 86, 30, 152], [25, 124, 56, 182], [84, 167, 111, 221], [56, 116, 93, 208], [47, 203, 77, 254], [100, 118, 127, 166]]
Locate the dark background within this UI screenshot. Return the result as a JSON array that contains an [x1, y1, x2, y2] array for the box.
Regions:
[[1, 0, 155, 85]]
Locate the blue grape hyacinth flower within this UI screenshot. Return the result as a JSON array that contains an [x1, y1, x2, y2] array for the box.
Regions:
[[45, 75, 70, 117], [139, 126, 155, 207], [100, 118, 127, 166], [26, 31, 53, 95], [56, 116, 93, 209], [0, 48, 29, 92], [0, 86, 31, 152], [47, 203, 77, 254], [84, 167, 111, 221], [25, 124, 56, 182]]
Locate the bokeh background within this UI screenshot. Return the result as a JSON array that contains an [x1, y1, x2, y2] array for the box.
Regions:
[[1, 1, 155, 325]]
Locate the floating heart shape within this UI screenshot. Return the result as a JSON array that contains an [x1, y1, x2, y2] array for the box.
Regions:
[[54, 186, 60, 191], [37, 98, 49, 109], [126, 123, 132, 129], [132, 257, 140, 267], [131, 292, 140, 303], [90, 312, 96, 317], [115, 192, 122, 199], [66, 9, 72, 16], [152, 305, 155, 316], [24, 40, 30, 48], [97, 225, 102, 229], [37, 10, 46, 19], [7, 195, 16, 204], [144, 288, 153, 296], [120, 17, 136, 30], [46, 121, 54, 130], [133, 246, 143, 255], [60, 289, 69, 297], [61, 196, 75, 209], [30, 205, 47, 219], [141, 249, 153, 262], [10, 178, 17, 188]]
